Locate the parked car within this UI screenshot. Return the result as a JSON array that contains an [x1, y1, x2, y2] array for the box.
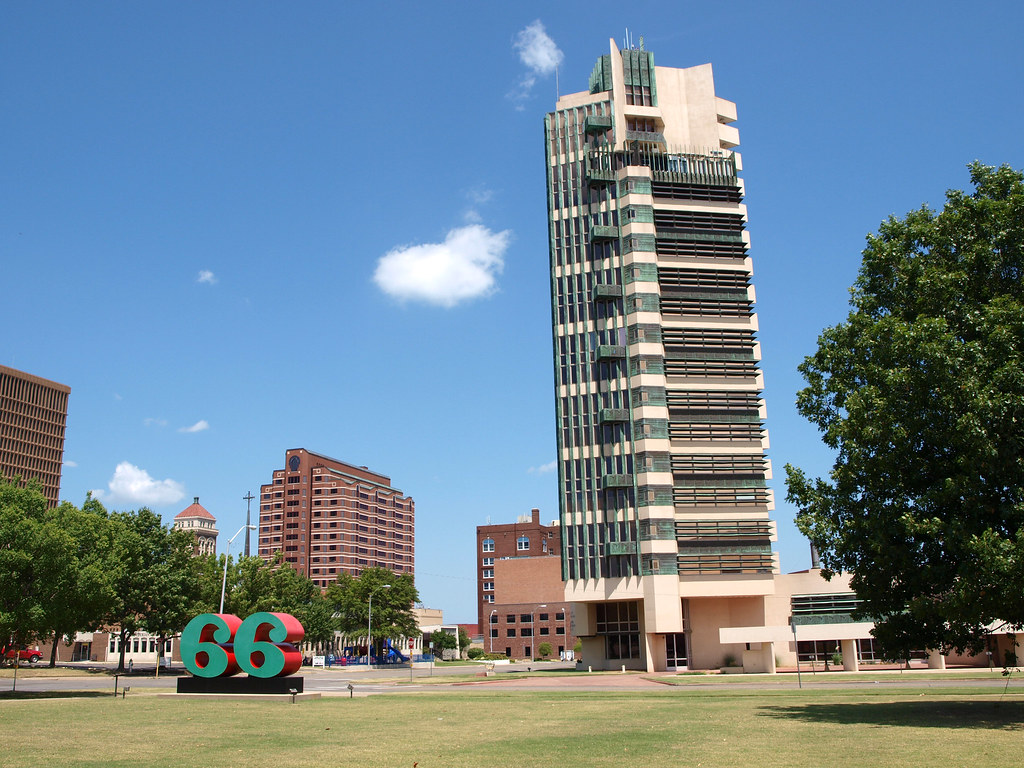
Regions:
[[2, 647, 42, 664]]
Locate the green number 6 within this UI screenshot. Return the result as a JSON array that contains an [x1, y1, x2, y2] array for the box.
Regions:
[[233, 612, 304, 678], [180, 614, 243, 678]]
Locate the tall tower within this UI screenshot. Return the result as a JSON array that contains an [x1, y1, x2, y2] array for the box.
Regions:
[[545, 40, 777, 672], [0, 365, 71, 507], [173, 497, 219, 557]]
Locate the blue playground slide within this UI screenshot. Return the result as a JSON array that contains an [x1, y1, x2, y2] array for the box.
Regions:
[[384, 638, 408, 663]]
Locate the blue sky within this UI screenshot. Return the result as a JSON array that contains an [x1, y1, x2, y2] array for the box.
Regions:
[[3, 2, 1022, 623]]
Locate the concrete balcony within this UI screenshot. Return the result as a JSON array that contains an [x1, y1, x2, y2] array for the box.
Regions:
[[590, 225, 618, 241], [592, 284, 623, 302], [584, 114, 613, 133]]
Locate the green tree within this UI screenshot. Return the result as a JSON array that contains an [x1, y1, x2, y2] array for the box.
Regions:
[[226, 553, 317, 616], [40, 496, 115, 667], [0, 478, 66, 647], [428, 629, 457, 657], [144, 526, 204, 671], [538, 642, 553, 659], [103, 508, 200, 672], [221, 553, 334, 648], [324, 567, 419, 659], [300, 591, 337, 648], [786, 163, 1024, 659], [191, 552, 226, 615]]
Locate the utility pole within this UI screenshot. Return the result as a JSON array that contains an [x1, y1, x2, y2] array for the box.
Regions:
[[242, 491, 255, 557]]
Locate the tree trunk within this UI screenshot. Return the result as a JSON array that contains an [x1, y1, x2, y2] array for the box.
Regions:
[[117, 628, 129, 672], [48, 630, 59, 668]]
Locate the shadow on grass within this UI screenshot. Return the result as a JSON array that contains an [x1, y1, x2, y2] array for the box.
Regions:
[[759, 700, 1024, 730], [0, 690, 113, 701]]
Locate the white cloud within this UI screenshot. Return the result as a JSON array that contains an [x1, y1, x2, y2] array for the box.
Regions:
[[197, 270, 217, 285], [467, 186, 494, 206], [510, 21, 563, 108], [64, 460, 77, 468], [144, 417, 168, 428], [528, 460, 558, 475], [179, 419, 209, 433], [102, 462, 185, 507], [462, 187, 494, 224], [373, 224, 511, 308], [515, 20, 563, 75]]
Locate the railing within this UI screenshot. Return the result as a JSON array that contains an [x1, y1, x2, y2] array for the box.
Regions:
[[675, 520, 774, 539]]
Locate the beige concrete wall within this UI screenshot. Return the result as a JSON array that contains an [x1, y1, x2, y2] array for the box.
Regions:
[[688, 596, 766, 669], [651, 62, 722, 150]]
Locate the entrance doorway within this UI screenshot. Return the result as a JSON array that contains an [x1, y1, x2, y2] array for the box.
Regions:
[[666, 633, 688, 670], [72, 642, 92, 662]]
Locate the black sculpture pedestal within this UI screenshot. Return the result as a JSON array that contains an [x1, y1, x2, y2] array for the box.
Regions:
[[176, 676, 303, 695]]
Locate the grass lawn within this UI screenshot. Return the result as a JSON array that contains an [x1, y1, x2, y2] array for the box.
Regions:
[[0, 686, 1020, 767], [0, 666, 111, 679]]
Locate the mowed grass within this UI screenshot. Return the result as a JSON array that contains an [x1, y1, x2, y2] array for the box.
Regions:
[[0, 687, 1021, 768]]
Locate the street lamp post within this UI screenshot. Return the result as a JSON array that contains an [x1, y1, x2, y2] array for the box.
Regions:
[[367, 583, 391, 666], [220, 524, 257, 614], [489, 609, 497, 653]]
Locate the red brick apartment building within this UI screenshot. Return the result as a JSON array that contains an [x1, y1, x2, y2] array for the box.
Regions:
[[0, 365, 70, 507], [258, 449, 414, 588], [476, 509, 577, 659]]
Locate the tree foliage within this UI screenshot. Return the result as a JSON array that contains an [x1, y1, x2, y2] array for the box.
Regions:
[[223, 553, 334, 644], [324, 567, 419, 655], [429, 629, 457, 654], [103, 507, 203, 671], [0, 479, 65, 645], [39, 498, 115, 666], [1, 476, 423, 666], [786, 163, 1024, 658]]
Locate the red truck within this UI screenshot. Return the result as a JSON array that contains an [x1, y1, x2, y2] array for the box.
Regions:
[[2, 647, 43, 665]]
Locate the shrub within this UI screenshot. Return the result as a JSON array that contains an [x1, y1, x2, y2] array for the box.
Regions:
[[466, 647, 485, 660]]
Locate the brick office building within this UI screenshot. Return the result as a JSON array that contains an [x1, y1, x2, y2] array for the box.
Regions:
[[258, 449, 414, 588], [488, 555, 577, 660], [0, 365, 71, 507], [477, 509, 577, 659]]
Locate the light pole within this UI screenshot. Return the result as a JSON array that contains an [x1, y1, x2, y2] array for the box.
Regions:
[[367, 583, 391, 666], [220, 524, 257, 614], [489, 609, 497, 653]]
